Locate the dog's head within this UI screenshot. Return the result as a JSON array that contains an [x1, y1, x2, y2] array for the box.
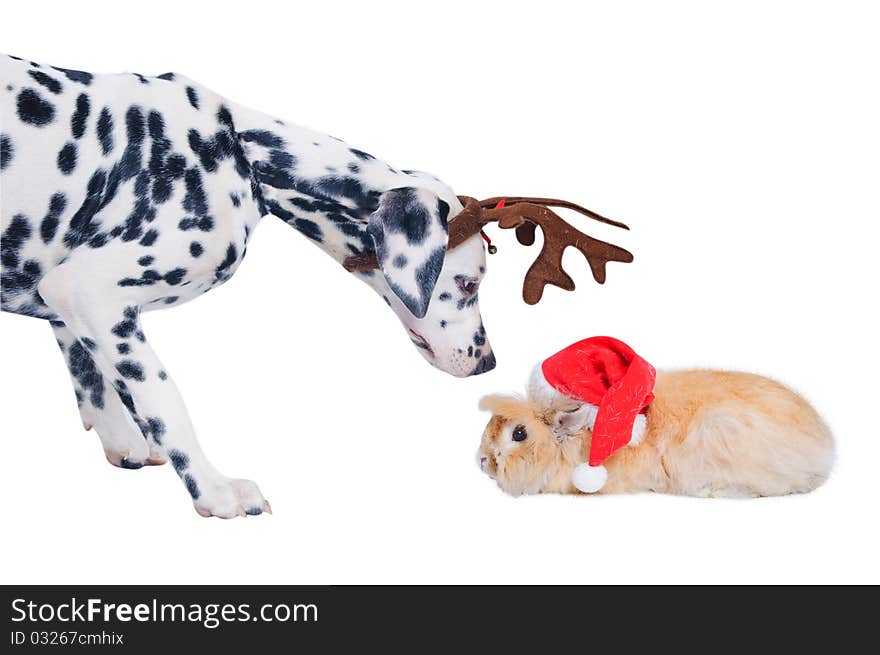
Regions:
[[366, 187, 495, 378], [359, 186, 634, 377]]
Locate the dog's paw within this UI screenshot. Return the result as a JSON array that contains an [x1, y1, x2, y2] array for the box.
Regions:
[[82, 408, 165, 469], [193, 478, 271, 519]]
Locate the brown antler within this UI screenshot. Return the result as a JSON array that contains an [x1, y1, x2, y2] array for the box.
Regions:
[[453, 196, 633, 304], [343, 194, 633, 305]]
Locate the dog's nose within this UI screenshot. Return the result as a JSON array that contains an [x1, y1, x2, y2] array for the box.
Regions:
[[471, 352, 496, 376], [480, 456, 489, 473]]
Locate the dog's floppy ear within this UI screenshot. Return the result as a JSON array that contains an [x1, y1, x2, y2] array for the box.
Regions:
[[367, 187, 450, 318]]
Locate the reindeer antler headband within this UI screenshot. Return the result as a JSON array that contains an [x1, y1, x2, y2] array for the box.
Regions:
[[343, 195, 634, 304]]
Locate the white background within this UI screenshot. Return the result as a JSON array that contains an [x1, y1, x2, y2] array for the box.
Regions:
[[1, 1, 878, 584]]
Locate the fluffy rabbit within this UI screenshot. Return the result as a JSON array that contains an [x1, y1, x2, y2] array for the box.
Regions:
[[478, 369, 834, 498]]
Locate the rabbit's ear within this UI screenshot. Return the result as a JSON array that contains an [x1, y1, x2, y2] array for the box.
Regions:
[[552, 403, 597, 437], [478, 394, 528, 417]]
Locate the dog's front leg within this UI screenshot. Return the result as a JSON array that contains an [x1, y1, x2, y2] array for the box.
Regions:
[[50, 320, 167, 468], [39, 265, 269, 518]]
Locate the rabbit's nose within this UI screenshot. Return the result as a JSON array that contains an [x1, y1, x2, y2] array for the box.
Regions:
[[480, 457, 489, 473]]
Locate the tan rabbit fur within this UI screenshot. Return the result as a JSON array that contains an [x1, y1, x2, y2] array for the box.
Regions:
[[478, 370, 834, 497]]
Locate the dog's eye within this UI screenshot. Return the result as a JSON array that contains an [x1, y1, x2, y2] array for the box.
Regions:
[[512, 425, 528, 442], [455, 275, 480, 296]]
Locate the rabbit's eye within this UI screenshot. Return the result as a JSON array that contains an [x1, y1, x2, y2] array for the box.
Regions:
[[512, 425, 528, 442]]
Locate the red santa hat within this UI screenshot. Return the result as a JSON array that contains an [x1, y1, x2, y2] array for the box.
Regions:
[[530, 336, 656, 493]]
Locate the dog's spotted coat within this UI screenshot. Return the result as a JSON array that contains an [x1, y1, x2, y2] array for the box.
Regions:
[[1, 55, 496, 518]]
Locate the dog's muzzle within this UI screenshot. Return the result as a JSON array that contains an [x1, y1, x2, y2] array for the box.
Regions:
[[472, 352, 496, 376]]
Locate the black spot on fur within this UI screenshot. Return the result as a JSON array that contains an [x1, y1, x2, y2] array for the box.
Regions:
[[0, 134, 12, 170], [116, 343, 131, 354], [393, 254, 408, 268], [182, 167, 208, 215], [239, 129, 284, 148], [186, 106, 249, 178], [57, 142, 77, 174], [52, 66, 93, 85], [145, 110, 175, 202], [184, 474, 200, 499], [415, 247, 446, 307], [111, 308, 138, 338], [16, 88, 55, 126], [116, 360, 145, 381], [28, 70, 62, 94], [118, 268, 163, 287], [62, 169, 105, 248], [169, 449, 189, 473], [374, 188, 433, 244], [68, 341, 105, 409], [139, 229, 159, 246], [97, 107, 113, 154], [134, 171, 150, 198], [81, 337, 97, 350], [164, 268, 187, 285], [88, 232, 108, 249], [157, 72, 175, 81], [121, 197, 155, 242], [253, 161, 296, 189], [113, 379, 136, 415], [189, 242, 203, 257], [138, 255, 154, 266], [158, 370, 168, 380], [1, 214, 31, 268], [214, 244, 238, 281], [146, 417, 166, 444], [40, 192, 66, 243], [147, 109, 165, 139], [178, 217, 214, 232], [436, 199, 450, 230], [186, 86, 200, 109], [70, 93, 90, 138], [22, 260, 40, 277], [269, 149, 295, 169], [294, 218, 322, 242], [350, 148, 375, 161], [158, 150, 181, 174]]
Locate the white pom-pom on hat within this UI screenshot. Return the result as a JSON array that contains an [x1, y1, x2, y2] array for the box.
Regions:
[[572, 463, 608, 493]]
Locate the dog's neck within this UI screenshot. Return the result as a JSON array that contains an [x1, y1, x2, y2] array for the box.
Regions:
[[232, 103, 449, 270]]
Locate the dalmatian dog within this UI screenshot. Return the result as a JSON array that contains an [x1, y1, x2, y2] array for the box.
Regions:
[[1, 55, 495, 518]]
